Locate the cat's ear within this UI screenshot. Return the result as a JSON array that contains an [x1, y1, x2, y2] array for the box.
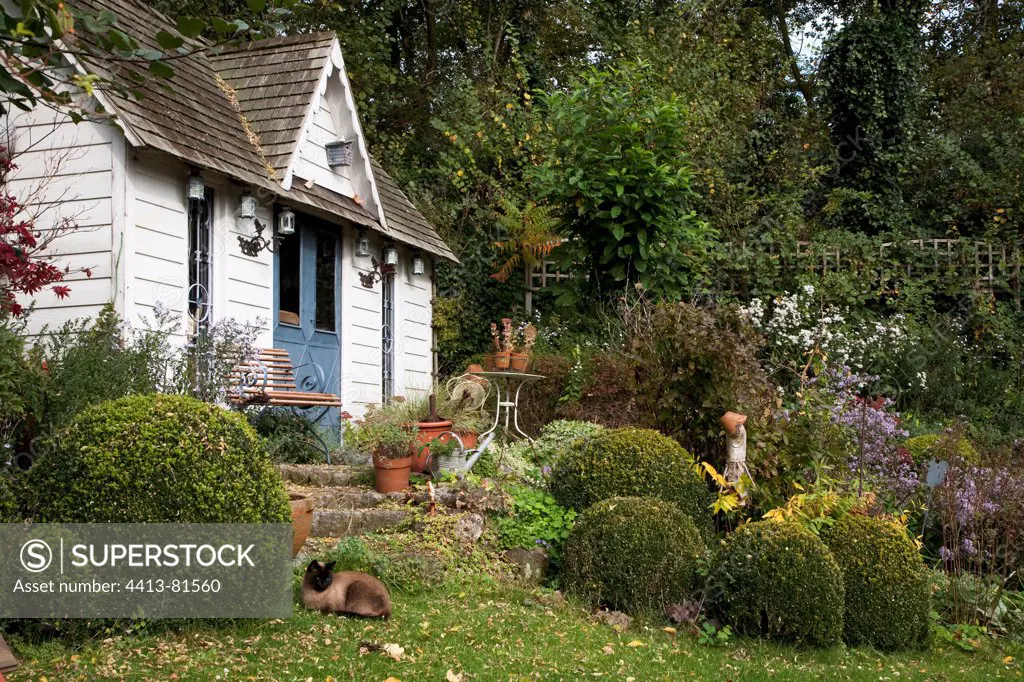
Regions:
[[325, 561, 337, 572], [306, 560, 320, 572]]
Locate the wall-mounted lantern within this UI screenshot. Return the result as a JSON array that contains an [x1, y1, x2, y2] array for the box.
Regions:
[[383, 243, 399, 267], [236, 189, 257, 230], [355, 230, 371, 258], [277, 207, 296, 236], [186, 171, 205, 200], [412, 251, 425, 276]]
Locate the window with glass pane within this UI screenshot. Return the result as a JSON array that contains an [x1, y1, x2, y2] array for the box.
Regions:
[[315, 232, 337, 331], [278, 232, 300, 325]]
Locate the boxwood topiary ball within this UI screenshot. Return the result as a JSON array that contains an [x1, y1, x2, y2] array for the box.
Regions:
[[904, 434, 978, 468], [710, 520, 845, 647], [24, 394, 291, 523], [549, 427, 713, 533], [821, 515, 930, 649], [563, 496, 705, 615]]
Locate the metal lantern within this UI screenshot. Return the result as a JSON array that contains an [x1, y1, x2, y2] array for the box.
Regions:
[[355, 230, 371, 258], [384, 244, 399, 267], [412, 252, 425, 276], [186, 172, 205, 200], [238, 190, 257, 220], [325, 140, 354, 167], [277, 207, 296, 236]]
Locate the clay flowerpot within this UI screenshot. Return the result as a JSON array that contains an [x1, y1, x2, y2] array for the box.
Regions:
[[457, 430, 479, 451], [720, 411, 748, 436], [493, 351, 511, 371], [482, 355, 495, 371], [509, 352, 530, 373], [412, 419, 454, 473], [374, 454, 413, 493], [289, 493, 315, 558]]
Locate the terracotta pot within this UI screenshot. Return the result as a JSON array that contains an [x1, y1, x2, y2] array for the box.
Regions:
[[493, 351, 511, 371], [720, 411, 748, 436], [482, 354, 495, 371], [509, 352, 530, 372], [373, 454, 413, 493], [412, 419, 454, 472], [289, 493, 315, 558], [457, 430, 479, 450]]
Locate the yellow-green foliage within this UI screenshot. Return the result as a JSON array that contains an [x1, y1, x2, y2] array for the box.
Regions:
[[0, 471, 18, 522], [821, 515, 930, 650], [549, 427, 713, 533], [711, 520, 845, 647], [24, 394, 290, 523], [904, 434, 978, 467], [563, 497, 705, 615]]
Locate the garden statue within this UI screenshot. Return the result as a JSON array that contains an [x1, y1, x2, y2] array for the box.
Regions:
[[721, 411, 751, 485]]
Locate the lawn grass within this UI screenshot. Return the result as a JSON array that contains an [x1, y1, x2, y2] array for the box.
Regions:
[[7, 575, 1024, 681]]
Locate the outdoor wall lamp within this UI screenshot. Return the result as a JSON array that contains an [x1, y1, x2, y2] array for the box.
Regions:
[[412, 251, 425, 276], [355, 230, 371, 258], [277, 207, 296, 236], [186, 171, 205, 200], [236, 189, 257, 230], [383, 243, 399, 266]]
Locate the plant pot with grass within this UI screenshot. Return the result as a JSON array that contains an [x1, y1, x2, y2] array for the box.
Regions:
[[353, 417, 419, 493]]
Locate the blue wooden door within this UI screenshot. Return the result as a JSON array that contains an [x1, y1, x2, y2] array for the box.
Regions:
[[273, 215, 341, 425]]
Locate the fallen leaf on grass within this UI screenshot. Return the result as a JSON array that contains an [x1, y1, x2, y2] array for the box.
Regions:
[[662, 627, 677, 635], [627, 640, 645, 647], [382, 643, 405, 661], [601, 645, 614, 655], [446, 670, 464, 682]]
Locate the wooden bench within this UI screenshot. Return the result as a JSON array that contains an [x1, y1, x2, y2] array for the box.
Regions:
[[228, 348, 342, 410]]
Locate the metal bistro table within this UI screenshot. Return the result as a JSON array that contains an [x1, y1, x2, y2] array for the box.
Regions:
[[476, 371, 545, 442]]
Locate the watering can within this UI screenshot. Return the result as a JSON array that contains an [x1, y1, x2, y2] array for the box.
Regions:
[[424, 431, 496, 478]]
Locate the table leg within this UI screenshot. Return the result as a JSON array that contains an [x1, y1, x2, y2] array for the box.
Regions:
[[480, 379, 504, 439], [511, 380, 533, 442]]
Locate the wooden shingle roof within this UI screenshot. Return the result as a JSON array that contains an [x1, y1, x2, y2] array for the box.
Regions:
[[72, 0, 456, 262]]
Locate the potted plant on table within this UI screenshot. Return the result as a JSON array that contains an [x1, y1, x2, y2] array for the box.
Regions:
[[510, 322, 537, 373], [490, 318, 515, 370]]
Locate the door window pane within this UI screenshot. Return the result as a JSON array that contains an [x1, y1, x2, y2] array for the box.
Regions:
[[315, 232, 337, 331], [278, 232, 300, 326]]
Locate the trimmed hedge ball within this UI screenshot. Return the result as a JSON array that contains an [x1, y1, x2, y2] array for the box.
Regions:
[[564, 496, 705, 615], [711, 520, 845, 646], [550, 427, 713, 532], [821, 515, 930, 649], [905, 434, 978, 467], [24, 394, 291, 523]]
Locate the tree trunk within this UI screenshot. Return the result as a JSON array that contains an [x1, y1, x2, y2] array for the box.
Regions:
[[773, 0, 813, 106]]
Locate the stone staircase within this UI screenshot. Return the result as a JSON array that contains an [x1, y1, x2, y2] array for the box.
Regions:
[[278, 464, 499, 539]]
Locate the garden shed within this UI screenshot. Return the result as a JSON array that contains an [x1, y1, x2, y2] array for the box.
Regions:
[[7, 0, 456, 419]]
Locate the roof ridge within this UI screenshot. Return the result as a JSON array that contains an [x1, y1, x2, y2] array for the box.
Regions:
[[213, 31, 338, 55]]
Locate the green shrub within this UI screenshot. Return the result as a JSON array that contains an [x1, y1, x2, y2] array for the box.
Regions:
[[710, 520, 845, 646], [905, 433, 978, 467], [563, 496, 705, 615], [247, 408, 328, 464], [497, 485, 577, 564], [821, 515, 930, 649], [24, 394, 290, 523], [550, 427, 713, 533], [0, 470, 19, 522]]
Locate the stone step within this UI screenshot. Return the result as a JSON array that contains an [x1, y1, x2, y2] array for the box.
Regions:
[[311, 508, 411, 537], [278, 463, 368, 487]]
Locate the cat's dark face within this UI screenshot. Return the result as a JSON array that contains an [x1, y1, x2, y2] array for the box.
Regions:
[[305, 560, 336, 591]]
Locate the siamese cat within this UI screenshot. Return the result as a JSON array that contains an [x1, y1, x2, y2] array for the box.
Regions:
[[302, 560, 392, 619]]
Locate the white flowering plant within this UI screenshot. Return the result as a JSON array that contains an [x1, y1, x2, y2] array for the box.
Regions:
[[740, 284, 915, 390]]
